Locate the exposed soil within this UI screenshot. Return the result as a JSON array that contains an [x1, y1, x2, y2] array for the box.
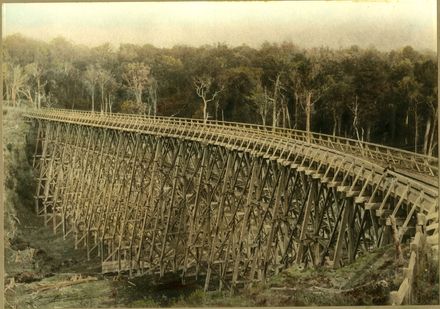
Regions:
[[3, 109, 438, 308]]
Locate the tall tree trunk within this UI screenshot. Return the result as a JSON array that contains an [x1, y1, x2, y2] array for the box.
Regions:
[[34, 91, 38, 108], [108, 93, 112, 113], [101, 84, 105, 113], [405, 111, 409, 145], [272, 73, 281, 129], [390, 105, 396, 143], [281, 105, 285, 128], [332, 109, 337, 136], [135, 91, 143, 114], [338, 114, 342, 136], [37, 79, 41, 109], [21, 89, 34, 107], [203, 99, 208, 123], [428, 114, 437, 156], [272, 100, 277, 128], [285, 105, 291, 128], [153, 91, 157, 117], [305, 91, 312, 142], [91, 89, 95, 112], [423, 117, 431, 155], [5, 83, 10, 101], [353, 96, 362, 142], [11, 88, 16, 107], [294, 92, 299, 129], [366, 125, 371, 142], [414, 106, 418, 152]]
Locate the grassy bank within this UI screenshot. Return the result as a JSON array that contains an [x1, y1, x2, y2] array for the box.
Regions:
[[3, 109, 109, 308]]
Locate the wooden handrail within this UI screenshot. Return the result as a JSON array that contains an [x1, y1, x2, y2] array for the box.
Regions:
[[20, 108, 438, 210]]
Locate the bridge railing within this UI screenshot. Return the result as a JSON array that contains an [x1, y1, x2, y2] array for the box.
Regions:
[[21, 107, 439, 206], [18, 107, 438, 177]]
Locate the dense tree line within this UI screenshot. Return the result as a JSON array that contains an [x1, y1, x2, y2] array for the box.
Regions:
[[2, 34, 437, 155]]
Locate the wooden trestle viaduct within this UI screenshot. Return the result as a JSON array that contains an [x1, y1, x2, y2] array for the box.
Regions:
[[20, 108, 439, 299]]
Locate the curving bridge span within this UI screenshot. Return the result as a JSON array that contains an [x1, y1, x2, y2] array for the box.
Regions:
[[20, 108, 439, 294]]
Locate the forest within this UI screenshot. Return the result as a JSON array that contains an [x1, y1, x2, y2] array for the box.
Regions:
[[2, 33, 438, 155]]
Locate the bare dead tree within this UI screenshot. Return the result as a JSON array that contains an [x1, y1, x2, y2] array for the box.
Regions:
[[96, 67, 115, 114], [291, 63, 327, 141], [18, 87, 34, 107], [193, 75, 223, 123], [214, 98, 220, 120], [350, 95, 363, 142], [83, 65, 99, 112], [264, 72, 288, 129], [303, 89, 328, 141], [147, 77, 158, 116], [279, 93, 291, 128], [8, 64, 29, 107], [104, 77, 118, 114], [249, 83, 271, 126], [122, 62, 151, 115], [423, 97, 437, 156], [271, 73, 282, 129], [25, 62, 47, 109]]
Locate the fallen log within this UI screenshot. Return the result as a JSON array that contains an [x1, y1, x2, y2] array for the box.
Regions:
[[32, 275, 98, 292]]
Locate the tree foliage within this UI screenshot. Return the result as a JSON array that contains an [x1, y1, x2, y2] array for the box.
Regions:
[[2, 34, 437, 154]]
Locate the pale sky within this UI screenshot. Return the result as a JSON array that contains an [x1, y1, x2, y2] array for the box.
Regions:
[[3, 1, 437, 51]]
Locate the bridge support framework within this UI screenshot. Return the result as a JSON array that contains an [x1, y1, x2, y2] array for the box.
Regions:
[[28, 117, 436, 291]]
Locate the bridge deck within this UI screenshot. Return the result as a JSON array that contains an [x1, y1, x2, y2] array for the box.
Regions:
[[22, 108, 438, 212], [22, 108, 439, 178]]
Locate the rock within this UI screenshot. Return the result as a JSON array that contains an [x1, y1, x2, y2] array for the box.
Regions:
[[15, 271, 43, 283], [10, 237, 30, 250], [33, 248, 47, 258]]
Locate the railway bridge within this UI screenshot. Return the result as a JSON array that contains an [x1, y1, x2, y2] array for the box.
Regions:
[[19, 108, 439, 299]]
